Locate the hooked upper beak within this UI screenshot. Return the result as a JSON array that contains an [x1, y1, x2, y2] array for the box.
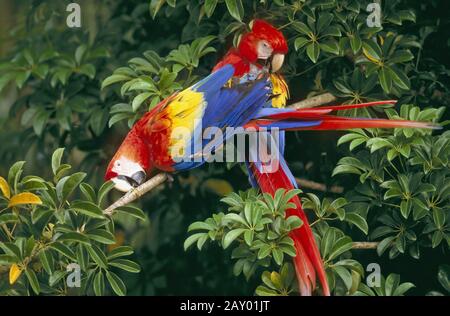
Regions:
[[271, 53, 285, 73], [113, 171, 147, 192]]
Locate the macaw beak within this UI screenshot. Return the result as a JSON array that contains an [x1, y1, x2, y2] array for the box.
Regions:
[[271, 53, 285, 73], [111, 171, 147, 192]]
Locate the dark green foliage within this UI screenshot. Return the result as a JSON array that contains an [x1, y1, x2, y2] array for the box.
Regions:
[[0, 0, 448, 296], [0, 149, 142, 295]]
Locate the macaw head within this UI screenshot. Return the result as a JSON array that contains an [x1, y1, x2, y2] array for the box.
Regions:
[[105, 129, 151, 192], [238, 19, 288, 73]]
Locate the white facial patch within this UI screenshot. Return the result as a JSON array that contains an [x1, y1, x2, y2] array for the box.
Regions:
[[257, 40, 273, 60], [111, 156, 145, 192]]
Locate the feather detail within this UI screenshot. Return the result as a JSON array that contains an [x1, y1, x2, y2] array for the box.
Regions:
[[137, 65, 271, 171], [246, 98, 440, 131], [269, 74, 290, 108]]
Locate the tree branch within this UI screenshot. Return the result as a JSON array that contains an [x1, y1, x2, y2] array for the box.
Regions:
[[287, 92, 337, 109], [352, 242, 379, 249], [103, 173, 170, 216], [295, 177, 344, 194]]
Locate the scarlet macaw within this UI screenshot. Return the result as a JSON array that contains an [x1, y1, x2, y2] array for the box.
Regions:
[[105, 20, 436, 296]]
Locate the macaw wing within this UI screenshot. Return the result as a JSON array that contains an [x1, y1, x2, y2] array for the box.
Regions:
[[143, 65, 270, 170]]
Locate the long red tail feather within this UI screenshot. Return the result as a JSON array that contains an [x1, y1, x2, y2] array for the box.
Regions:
[[246, 99, 439, 132], [248, 161, 330, 296]]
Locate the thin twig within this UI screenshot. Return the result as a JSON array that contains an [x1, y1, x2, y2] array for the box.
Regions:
[[287, 92, 337, 109], [295, 177, 344, 194], [352, 242, 379, 249], [103, 173, 170, 216]]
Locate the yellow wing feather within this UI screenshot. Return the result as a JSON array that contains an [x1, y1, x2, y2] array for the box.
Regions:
[[270, 74, 290, 108]]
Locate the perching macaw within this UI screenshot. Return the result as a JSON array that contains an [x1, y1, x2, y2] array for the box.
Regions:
[[105, 20, 437, 296]]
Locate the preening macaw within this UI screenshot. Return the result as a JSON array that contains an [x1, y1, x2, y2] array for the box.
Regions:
[[105, 20, 437, 296]]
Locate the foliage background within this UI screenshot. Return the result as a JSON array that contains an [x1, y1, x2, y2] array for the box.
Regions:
[[0, 0, 448, 296]]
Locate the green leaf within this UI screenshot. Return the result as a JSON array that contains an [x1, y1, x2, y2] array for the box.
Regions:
[[75, 45, 87, 64], [377, 236, 395, 256], [328, 236, 353, 260], [97, 181, 115, 206], [379, 67, 392, 93], [0, 254, 16, 265], [132, 92, 153, 112], [149, 0, 166, 19], [71, 201, 104, 219], [437, 265, 450, 293], [51, 148, 65, 176], [292, 22, 312, 36], [58, 232, 91, 246], [80, 183, 96, 203], [89, 108, 109, 136], [393, 282, 415, 296], [295, 37, 310, 51], [109, 259, 141, 273], [332, 165, 361, 177], [225, 0, 244, 22], [432, 208, 445, 228], [0, 242, 22, 259], [345, 213, 369, 234], [400, 200, 412, 219], [93, 271, 105, 296], [77, 244, 88, 271], [204, 0, 218, 18], [0, 213, 19, 225], [244, 230, 254, 246], [258, 244, 272, 259], [320, 41, 340, 55], [388, 67, 410, 90], [49, 271, 67, 287], [33, 110, 49, 136], [188, 221, 214, 232], [223, 213, 248, 226], [49, 242, 76, 261], [107, 246, 134, 260], [106, 271, 126, 296], [316, 13, 333, 34], [363, 40, 382, 61], [56, 172, 86, 203], [39, 249, 53, 274], [385, 274, 400, 296], [88, 229, 116, 245], [306, 42, 320, 63], [223, 228, 246, 249], [25, 269, 40, 294], [8, 161, 25, 188], [86, 244, 108, 269], [432, 231, 443, 248], [334, 266, 353, 290], [79, 64, 96, 79], [272, 248, 284, 265], [115, 205, 146, 221], [255, 285, 279, 296], [101, 74, 131, 90], [349, 34, 362, 54], [184, 233, 205, 251]]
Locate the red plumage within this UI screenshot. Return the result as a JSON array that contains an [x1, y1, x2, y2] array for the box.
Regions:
[[213, 19, 331, 296], [213, 19, 288, 77]]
